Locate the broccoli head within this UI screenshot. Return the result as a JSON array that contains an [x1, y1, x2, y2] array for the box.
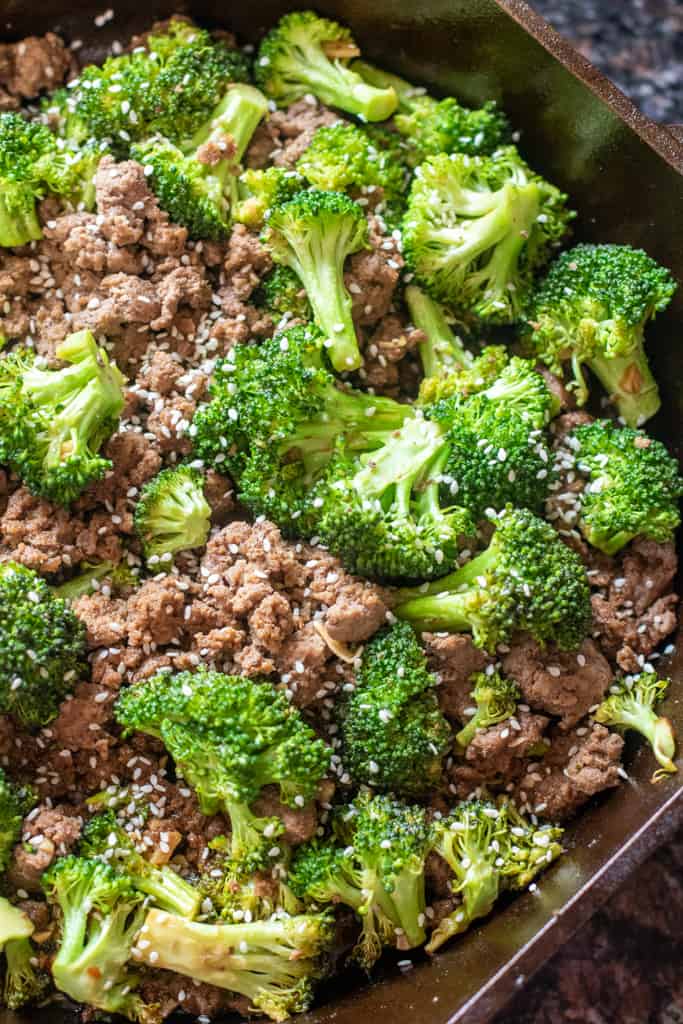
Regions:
[[403, 147, 573, 323], [134, 465, 211, 565], [567, 419, 682, 555], [339, 621, 452, 794], [524, 244, 676, 426], [263, 189, 368, 372], [81, 810, 201, 918], [456, 670, 520, 748], [54, 559, 139, 601], [0, 329, 125, 504], [199, 846, 302, 923], [0, 897, 49, 1010], [0, 767, 35, 871], [256, 264, 312, 322], [405, 284, 474, 382], [395, 506, 591, 651], [255, 11, 398, 122], [417, 344, 509, 407], [595, 673, 677, 782], [132, 907, 332, 1022], [42, 855, 154, 1023], [115, 669, 331, 869], [0, 562, 87, 727], [234, 167, 307, 228]]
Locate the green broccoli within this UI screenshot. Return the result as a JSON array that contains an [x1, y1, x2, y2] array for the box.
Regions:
[[0, 767, 35, 871], [263, 189, 368, 372], [340, 622, 452, 794], [395, 506, 591, 652], [255, 11, 398, 122], [352, 60, 511, 165], [567, 419, 682, 555], [132, 906, 332, 1022], [144, 17, 214, 60], [234, 167, 307, 228], [0, 897, 49, 1010], [115, 669, 331, 870], [191, 324, 410, 534], [595, 673, 677, 782], [425, 800, 563, 952], [54, 559, 140, 601], [199, 847, 302, 923], [296, 122, 408, 226], [81, 810, 201, 918], [403, 147, 573, 323], [456, 670, 520, 748], [405, 284, 474, 381], [256, 265, 312, 322], [42, 856, 153, 1023], [0, 562, 87, 727], [131, 83, 268, 239], [417, 344, 509, 407], [0, 329, 125, 504], [524, 244, 676, 426], [133, 465, 211, 564], [290, 793, 432, 968]]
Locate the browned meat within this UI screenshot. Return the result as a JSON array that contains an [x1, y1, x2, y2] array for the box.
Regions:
[[537, 366, 576, 411], [246, 98, 339, 169], [138, 972, 247, 1021], [0, 33, 73, 103], [502, 636, 612, 730], [462, 710, 549, 777], [360, 314, 424, 396], [252, 786, 319, 846], [423, 633, 489, 723], [551, 410, 594, 441], [203, 469, 235, 524], [222, 223, 272, 300], [425, 850, 454, 900], [9, 805, 81, 891]]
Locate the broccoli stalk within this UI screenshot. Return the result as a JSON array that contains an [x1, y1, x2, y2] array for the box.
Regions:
[[0, 329, 125, 505], [395, 506, 591, 652], [132, 83, 268, 239], [568, 419, 682, 555], [81, 810, 201, 919], [402, 147, 573, 323], [255, 11, 398, 122], [0, 562, 87, 727], [54, 559, 139, 601], [524, 244, 676, 426], [115, 669, 331, 870], [456, 671, 520, 748], [595, 673, 677, 782], [0, 897, 48, 1011], [132, 907, 332, 1023], [339, 622, 452, 794], [42, 856, 154, 1023], [134, 466, 211, 564], [405, 284, 474, 380], [264, 190, 368, 372]]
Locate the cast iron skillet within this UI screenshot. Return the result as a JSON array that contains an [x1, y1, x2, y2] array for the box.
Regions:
[[0, 2, 681, 1022]]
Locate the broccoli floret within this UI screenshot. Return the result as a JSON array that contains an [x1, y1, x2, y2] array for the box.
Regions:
[[81, 810, 201, 918], [54, 559, 140, 601], [0, 562, 87, 727], [0, 329, 125, 504], [417, 344, 509, 406], [255, 11, 397, 122], [316, 415, 475, 580], [339, 622, 452, 794], [290, 793, 431, 968], [296, 122, 408, 226], [42, 856, 153, 1023], [405, 284, 474, 381], [115, 669, 331, 870], [403, 147, 573, 323], [456, 670, 520, 748], [595, 673, 677, 782], [567, 419, 682, 555], [131, 83, 268, 239], [256, 265, 312, 321], [144, 17, 213, 59], [133, 465, 211, 565], [0, 767, 35, 871], [132, 907, 331, 1022], [395, 506, 591, 651], [353, 60, 511, 165], [425, 800, 563, 952], [234, 167, 307, 228], [0, 897, 49, 1011], [191, 324, 410, 533], [524, 244, 676, 426], [200, 847, 302, 923], [263, 189, 368, 372]]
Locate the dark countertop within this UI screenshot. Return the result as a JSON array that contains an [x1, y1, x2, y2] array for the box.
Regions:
[[492, 11, 683, 1023]]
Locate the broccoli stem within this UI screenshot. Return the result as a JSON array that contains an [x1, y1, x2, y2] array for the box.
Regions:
[[137, 863, 201, 920], [4, 936, 46, 1010], [456, 714, 484, 750], [294, 250, 360, 372], [350, 61, 421, 113], [606, 700, 676, 779], [405, 285, 473, 379], [395, 544, 496, 632], [588, 343, 661, 427], [0, 189, 42, 247], [292, 56, 396, 122], [375, 870, 427, 949]]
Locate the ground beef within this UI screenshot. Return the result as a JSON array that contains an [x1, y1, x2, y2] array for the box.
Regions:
[[359, 314, 424, 396], [461, 710, 549, 778], [515, 723, 624, 821], [0, 33, 73, 106], [138, 972, 247, 1021], [502, 636, 612, 730], [8, 805, 82, 892], [423, 633, 489, 723], [246, 98, 340, 169]]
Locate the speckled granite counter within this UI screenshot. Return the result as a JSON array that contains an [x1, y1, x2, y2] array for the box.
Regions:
[[492, 11, 683, 1022]]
